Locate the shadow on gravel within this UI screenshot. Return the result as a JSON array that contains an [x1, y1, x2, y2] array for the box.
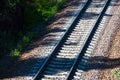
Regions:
[[82, 12, 112, 20], [21, 0, 84, 51], [79, 56, 120, 71], [0, 57, 47, 79], [110, 0, 120, 6], [0, 57, 75, 79], [1, 55, 120, 79]]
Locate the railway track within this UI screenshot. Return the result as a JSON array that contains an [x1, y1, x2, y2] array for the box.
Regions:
[[33, 0, 111, 80]]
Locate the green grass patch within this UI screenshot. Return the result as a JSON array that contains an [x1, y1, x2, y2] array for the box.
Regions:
[[111, 70, 120, 79]]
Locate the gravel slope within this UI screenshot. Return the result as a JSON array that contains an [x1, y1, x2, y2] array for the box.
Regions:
[[83, 0, 120, 80]]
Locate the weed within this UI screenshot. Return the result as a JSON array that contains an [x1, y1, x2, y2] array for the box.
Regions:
[[111, 70, 120, 79], [11, 49, 20, 57]]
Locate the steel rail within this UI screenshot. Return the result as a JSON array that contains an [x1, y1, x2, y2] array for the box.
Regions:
[[66, 0, 112, 80], [33, 0, 91, 79]]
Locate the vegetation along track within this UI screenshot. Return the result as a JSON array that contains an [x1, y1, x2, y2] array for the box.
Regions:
[[33, 0, 111, 80]]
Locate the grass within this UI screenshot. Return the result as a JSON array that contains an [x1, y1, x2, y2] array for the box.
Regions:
[[10, 0, 68, 58], [11, 32, 33, 58], [111, 70, 120, 79]]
